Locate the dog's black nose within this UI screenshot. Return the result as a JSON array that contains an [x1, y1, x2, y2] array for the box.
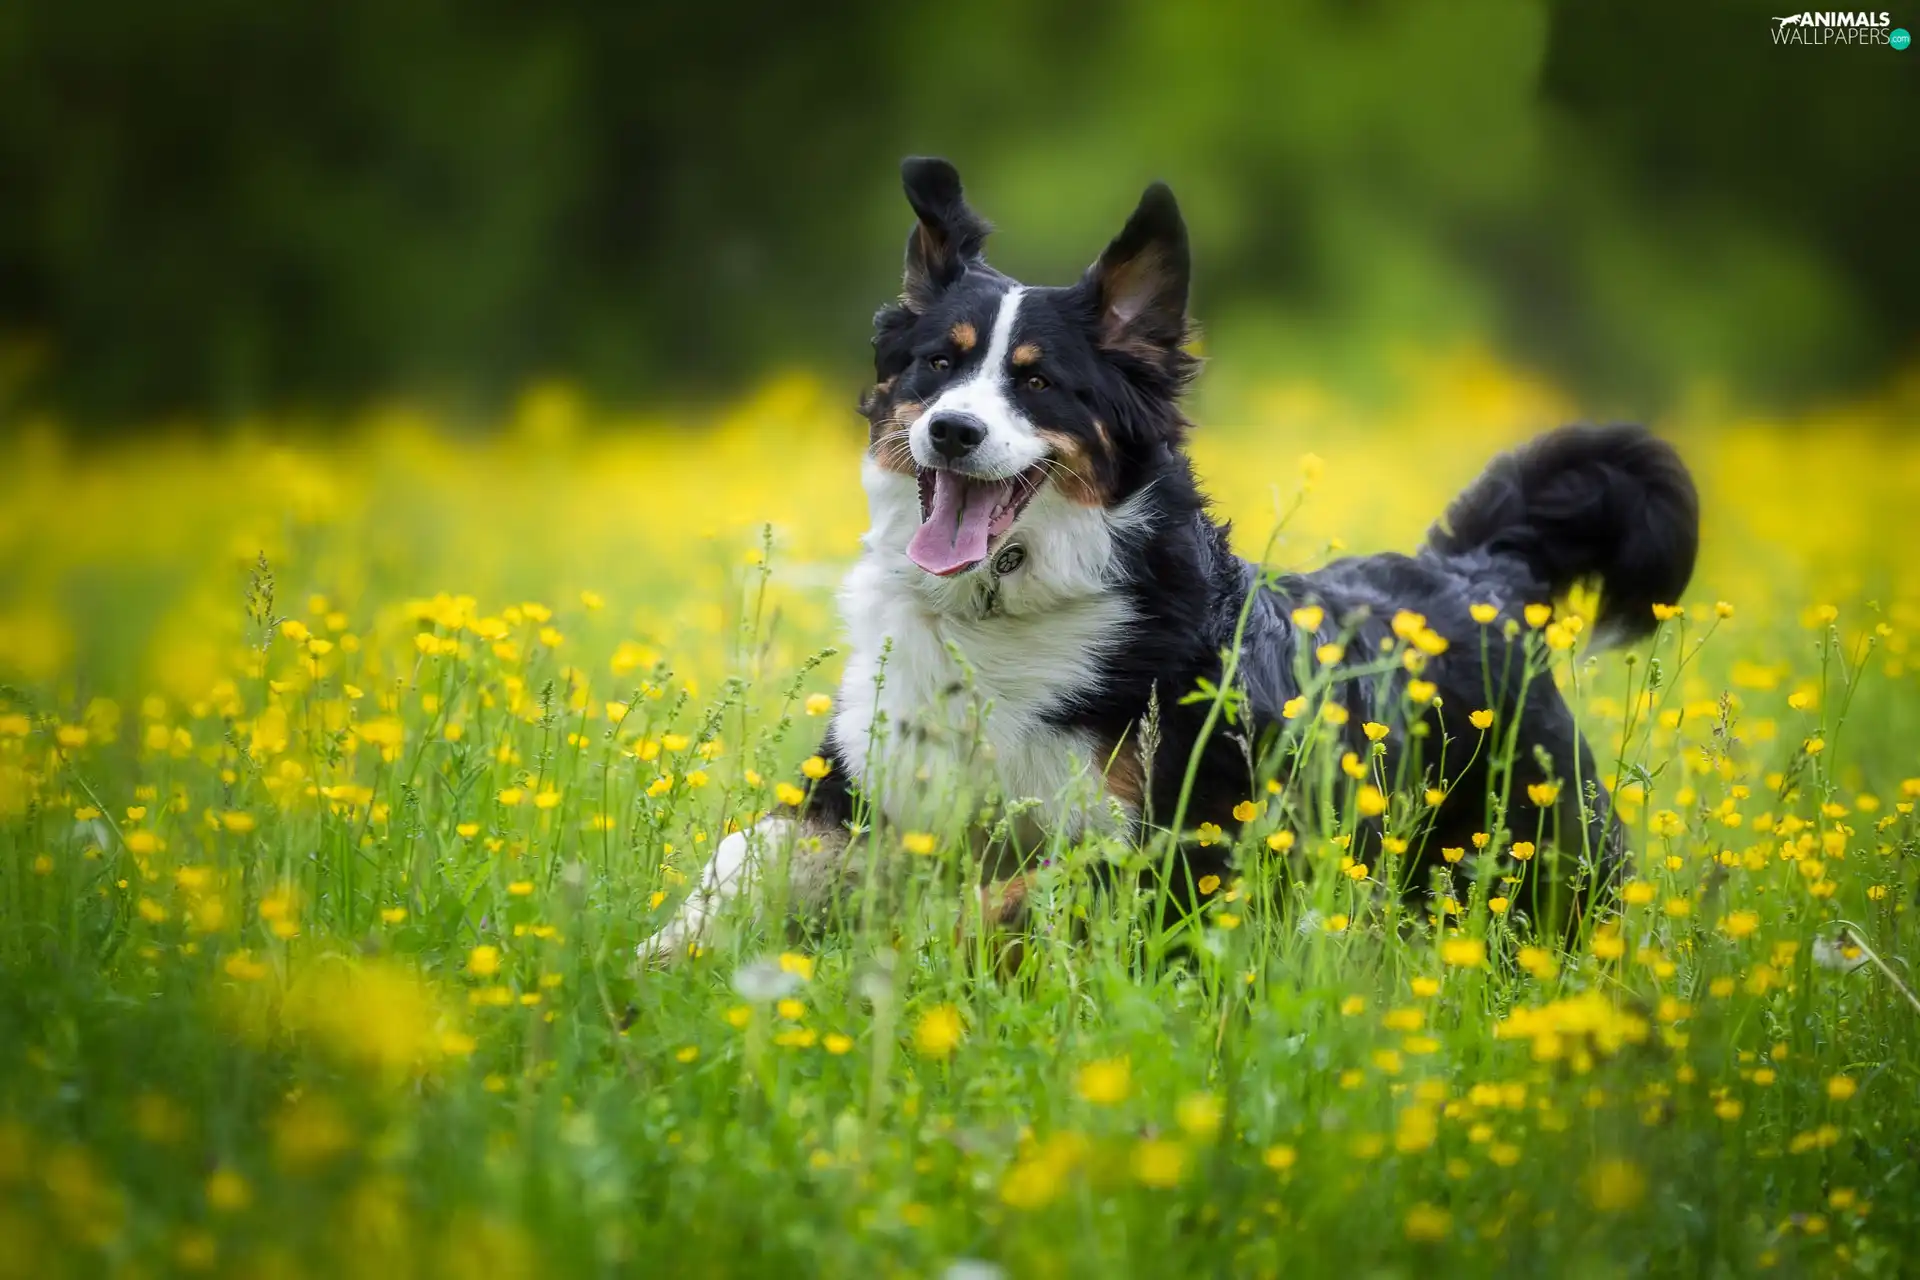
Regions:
[[927, 412, 987, 461]]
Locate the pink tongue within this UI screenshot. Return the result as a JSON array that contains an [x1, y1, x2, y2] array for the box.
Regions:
[[908, 471, 1013, 576]]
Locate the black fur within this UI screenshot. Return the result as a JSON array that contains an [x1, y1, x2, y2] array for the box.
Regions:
[[827, 158, 1700, 932], [1428, 424, 1698, 645]]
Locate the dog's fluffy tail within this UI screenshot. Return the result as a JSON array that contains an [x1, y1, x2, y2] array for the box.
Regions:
[[1426, 424, 1699, 647]]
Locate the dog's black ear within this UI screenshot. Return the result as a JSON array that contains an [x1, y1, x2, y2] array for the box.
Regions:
[[1084, 182, 1190, 352], [900, 157, 991, 308]]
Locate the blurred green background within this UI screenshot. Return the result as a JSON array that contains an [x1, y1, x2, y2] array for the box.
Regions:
[[1, 0, 1914, 425]]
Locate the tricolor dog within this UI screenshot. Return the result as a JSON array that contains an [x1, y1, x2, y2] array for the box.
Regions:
[[645, 158, 1698, 962]]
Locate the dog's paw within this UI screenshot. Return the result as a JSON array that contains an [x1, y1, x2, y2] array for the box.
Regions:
[[637, 824, 770, 969], [637, 915, 704, 968]]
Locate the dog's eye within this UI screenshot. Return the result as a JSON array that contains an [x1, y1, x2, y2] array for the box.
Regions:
[[1024, 374, 1049, 392], [928, 355, 952, 373]]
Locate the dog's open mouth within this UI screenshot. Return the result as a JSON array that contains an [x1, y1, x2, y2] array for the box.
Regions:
[[907, 466, 1045, 576]]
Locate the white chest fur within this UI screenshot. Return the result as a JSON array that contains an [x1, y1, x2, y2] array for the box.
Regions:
[[831, 459, 1148, 836]]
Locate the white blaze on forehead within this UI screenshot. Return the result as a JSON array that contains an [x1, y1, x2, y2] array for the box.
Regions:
[[933, 286, 1025, 424], [910, 287, 1045, 478]]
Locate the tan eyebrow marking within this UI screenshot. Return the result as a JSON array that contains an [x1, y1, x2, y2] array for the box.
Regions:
[[1011, 343, 1043, 366], [950, 322, 977, 352]]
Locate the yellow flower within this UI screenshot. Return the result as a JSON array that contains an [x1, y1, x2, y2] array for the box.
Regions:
[[1470, 603, 1498, 625], [1316, 642, 1345, 665], [1362, 721, 1390, 742], [804, 692, 833, 716], [1527, 781, 1561, 806], [912, 1004, 964, 1059], [1441, 846, 1465, 863], [1404, 1203, 1451, 1242], [206, 1168, 251, 1213], [1386, 611, 1423, 641], [1651, 602, 1685, 622], [1266, 830, 1296, 853], [456, 822, 480, 838], [1517, 945, 1557, 979], [1076, 1057, 1132, 1104], [900, 831, 936, 856], [1131, 1138, 1187, 1188], [467, 946, 500, 977], [1714, 600, 1734, 618], [1341, 751, 1369, 780], [1196, 822, 1223, 846], [1176, 1092, 1222, 1139], [507, 881, 534, 897], [533, 788, 561, 810], [1198, 875, 1222, 895], [1719, 911, 1760, 939], [1441, 937, 1486, 968], [800, 755, 831, 780], [497, 787, 524, 807], [1524, 602, 1553, 628], [1587, 1158, 1647, 1211], [1510, 841, 1536, 861], [775, 782, 807, 807], [1232, 799, 1259, 822], [1827, 1074, 1857, 1101], [1622, 880, 1656, 906], [1488, 896, 1509, 915], [1216, 912, 1242, 929], [1405, 680, 1437, 705], [1282, 696, 1308, 720], [1262, 1144, 1297, 1171], [1321, 702, 1350, 726], [824, 1033, 854, 1055], [380, 907, 408, 924], [1290, 605, 1324, 630], [674, 1045, 699, 1063]]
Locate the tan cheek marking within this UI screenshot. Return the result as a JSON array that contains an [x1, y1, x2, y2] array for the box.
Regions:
[[1011, 343, 1043, 367], [1034, 429, 1109, 507], [950, 322, 977, 352], [868, 397, 923, 475]]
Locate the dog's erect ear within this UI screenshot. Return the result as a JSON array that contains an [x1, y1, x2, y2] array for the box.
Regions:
[[900, 157, 991, 308], [1085, 183, 1190, 352]]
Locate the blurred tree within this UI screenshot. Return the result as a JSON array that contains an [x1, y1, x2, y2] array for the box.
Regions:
[[0, 0, 1912, 424]]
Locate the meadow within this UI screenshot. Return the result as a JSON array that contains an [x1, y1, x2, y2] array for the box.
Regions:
[[3, 350, 1919, 1277]]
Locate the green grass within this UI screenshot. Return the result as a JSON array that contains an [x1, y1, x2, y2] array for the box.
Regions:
[[2, 404, 1918, 1278]]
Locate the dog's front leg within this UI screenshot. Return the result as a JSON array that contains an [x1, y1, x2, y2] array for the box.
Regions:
[[641, 815, 792, 965], [641, 741, 860, 966]]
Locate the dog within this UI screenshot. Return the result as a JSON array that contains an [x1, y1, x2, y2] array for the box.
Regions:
[[643, 157, 1698, 963]]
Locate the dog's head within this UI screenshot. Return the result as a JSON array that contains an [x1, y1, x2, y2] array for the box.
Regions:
[[859, 158, 1197, 579]]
